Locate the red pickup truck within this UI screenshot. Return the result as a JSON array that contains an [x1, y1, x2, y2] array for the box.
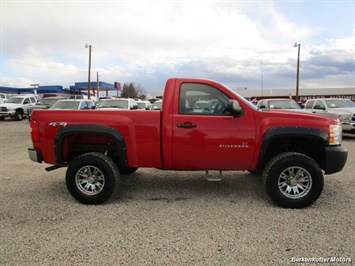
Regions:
[[28, 78, 348, 208]]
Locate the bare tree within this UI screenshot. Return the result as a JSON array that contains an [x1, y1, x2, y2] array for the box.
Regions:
[[120, 82, 146, 100]]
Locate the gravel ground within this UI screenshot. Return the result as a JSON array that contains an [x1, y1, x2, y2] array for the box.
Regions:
[[0, 119, 354, 266]]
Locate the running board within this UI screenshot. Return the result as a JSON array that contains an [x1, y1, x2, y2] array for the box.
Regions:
[[45, 165, 63, 172], [206, 170, 222, 182]]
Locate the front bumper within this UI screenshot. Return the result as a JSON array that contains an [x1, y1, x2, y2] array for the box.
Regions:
[[340, 122, 355, 132], [324, 146, 348, 174], [28, 148, 42, 163], [0, 111, 15, 117]]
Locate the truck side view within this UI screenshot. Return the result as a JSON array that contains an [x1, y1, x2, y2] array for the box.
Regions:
[[28, 78, 348, 208]]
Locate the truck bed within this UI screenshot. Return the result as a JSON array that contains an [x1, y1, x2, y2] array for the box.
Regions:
[[31, 109, 162, 167]]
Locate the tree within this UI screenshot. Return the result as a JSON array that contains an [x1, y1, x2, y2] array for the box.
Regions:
[[120, 82, 146, 100]]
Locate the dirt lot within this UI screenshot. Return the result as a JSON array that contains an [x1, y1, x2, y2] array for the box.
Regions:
[[0, 119, 354, 265]]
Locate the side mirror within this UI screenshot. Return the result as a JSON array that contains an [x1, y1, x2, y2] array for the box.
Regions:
[[226, 100, 244, 117], [131, 105, 139, 110], [259, 104, 267, 109]]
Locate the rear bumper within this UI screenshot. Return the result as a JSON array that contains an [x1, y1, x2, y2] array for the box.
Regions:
[[28, 148, 42, 163], [324, 146, 348, 174]]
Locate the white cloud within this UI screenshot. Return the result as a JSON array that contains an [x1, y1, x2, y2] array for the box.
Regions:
[[1, 1, 354, 91]]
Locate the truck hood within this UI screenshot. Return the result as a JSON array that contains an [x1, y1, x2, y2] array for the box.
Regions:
[[258, 109, 338, 132], [0, 103, 23, 109], [28, 105, 50, 110], [327, 107, 355, 114]]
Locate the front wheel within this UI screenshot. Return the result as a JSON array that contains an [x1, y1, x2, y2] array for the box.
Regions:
[[14, 110, 24, 121], [66, 152, 119, 204], [263, 152, 324, 208]]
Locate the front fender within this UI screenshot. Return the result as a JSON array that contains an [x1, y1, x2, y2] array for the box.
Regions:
[[257, 126, 329, 170]]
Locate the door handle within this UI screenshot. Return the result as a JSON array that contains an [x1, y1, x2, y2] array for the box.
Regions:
[[177, 123, 197, 128]]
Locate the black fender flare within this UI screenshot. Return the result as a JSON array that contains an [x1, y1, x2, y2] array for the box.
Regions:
[[256, 126, 328, 170], [54, 124, 128, 167]]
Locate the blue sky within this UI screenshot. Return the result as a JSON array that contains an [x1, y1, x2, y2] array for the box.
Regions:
[[0, 0, 354, 96]]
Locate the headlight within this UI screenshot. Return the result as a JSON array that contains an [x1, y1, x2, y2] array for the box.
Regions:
[[338, 114, 351, 122], [329, 124, 342, 145]]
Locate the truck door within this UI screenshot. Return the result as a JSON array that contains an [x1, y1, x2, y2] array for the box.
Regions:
[[171, 82, 255, 170]]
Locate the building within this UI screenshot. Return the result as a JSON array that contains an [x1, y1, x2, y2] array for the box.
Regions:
[[236, 87, 355, 103]]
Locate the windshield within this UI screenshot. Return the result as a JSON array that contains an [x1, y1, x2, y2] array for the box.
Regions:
[[268, 100, 301, 109], [221, 83, 258, 110], [51, 101, 80, 109], [325, 99, 350, 108], [96, 100, 129, 109], [137, 102, 147, 109], [6, 97, 24, 104], [37, 99, 60, 106], [341, 99, 355, 107]]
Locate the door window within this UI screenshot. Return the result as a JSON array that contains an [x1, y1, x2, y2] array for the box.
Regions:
[[179, 83, 231, 115], [305, 100, 315, 109], [314, 100, 325, 109]]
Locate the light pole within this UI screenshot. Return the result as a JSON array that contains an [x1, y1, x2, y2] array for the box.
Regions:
[[294, 42, 301, 102], [85, 44, 92, 99], [260, 60, 264, 97]]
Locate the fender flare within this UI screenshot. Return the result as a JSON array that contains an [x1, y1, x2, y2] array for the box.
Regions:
[[54, 124, 128, 167], [256, 126, 328, 169]]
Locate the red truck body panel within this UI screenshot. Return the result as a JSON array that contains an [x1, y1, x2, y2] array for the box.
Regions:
[[32, 110, 162, 167], [161, 78, 257, 169]]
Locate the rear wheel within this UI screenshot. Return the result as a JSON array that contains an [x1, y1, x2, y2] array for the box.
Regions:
[[66, 152, 119, 204], [263, 152, 323, 208]]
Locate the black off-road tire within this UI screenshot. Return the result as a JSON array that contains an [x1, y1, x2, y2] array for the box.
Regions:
[[247, 169, 262, 176], [263, 152, 324, 209], [14, 110, 24, 121], [66, 152, 119, 204]]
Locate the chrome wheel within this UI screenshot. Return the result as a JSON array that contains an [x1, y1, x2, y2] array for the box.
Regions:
[[278, 166, 312, 199], [75, 165, 105, 196]]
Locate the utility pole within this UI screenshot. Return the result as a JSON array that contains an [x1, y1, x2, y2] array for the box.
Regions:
[[294, 43, 301, 102], [97, 72, 100, 98], [85, 44, 92, 99], [260, 60, 263, 97]]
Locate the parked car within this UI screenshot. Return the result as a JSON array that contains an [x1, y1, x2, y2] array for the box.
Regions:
[[0, 93, 13, 104], [27, 97, 67, 121], [257, 98, 305, 111], [95, 99, 138, 110], [136, 100, 151, 110], [50, 99, 95, 110], [304, 98, 355, 133], [0, 95, 37, 120], [148, 100, 162, 110]]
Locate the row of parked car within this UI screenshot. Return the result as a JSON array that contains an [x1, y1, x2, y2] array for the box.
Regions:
[[0, 94, 163, 121], [255, 98, 355, 133], [1, 93, 353, 133]]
